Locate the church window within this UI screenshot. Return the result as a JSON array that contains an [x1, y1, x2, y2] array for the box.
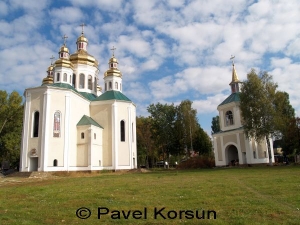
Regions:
[[94, 77, 97, 91], [69, 75, 72, 84], [63, 73, 67, 82], [72, 74, 76, 87], [253, 151, 256, 159], [33, 111, 39, 137], [94, 133, 96, 139], [57, 73, 60, 82], [109, 82, 112, 90], [120, 120, 125, 142], [105, 83, 107, 91], [81, 132, 84, 139], [53, 159, 58, 167], [120, 84, 122, 91], [110, 63, 113, 68], [79, 74, 85, 89], [115, 82, 118, 90], [225, 111, 234, 126], [53, 111, 61, 137], [88, 75, 92, 90]]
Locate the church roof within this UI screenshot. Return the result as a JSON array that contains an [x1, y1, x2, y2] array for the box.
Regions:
[[44, 83, 97, 101], [219, 92, 240, 106], [94, 90, 131, 102], [77, 115, 103, 128]]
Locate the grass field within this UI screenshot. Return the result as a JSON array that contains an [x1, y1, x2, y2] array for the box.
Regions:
[[0, 166, 299, 225]]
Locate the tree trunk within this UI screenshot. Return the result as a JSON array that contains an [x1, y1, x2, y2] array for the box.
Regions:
[[266, 136, 273, 166]]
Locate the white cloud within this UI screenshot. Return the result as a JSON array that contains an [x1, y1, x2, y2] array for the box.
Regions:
[[0, 1, 8, 16], [50, 7, 85, 24]]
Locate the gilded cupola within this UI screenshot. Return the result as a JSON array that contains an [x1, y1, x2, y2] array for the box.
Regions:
[[104, 54, 122, 78], [69, 26, 98, 68], [54, 35, 73, 69], [42, 57, 55, 85], [229, 56, 242, 93]]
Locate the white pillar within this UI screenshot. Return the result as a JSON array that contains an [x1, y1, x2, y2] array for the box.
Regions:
[[41, 89, 51, 171], [128, 105, 132, 168], [20, 92, 31, 171], [64, 93, 70, 171], [112, 102, 118, 170]]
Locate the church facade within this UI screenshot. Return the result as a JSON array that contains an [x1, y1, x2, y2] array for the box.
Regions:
[[20, 31, 137, 172], [212, 62, 275, 166]]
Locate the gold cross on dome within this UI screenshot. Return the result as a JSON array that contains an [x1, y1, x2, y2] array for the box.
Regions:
[[80, 23, 86, 34], [230, 55, 235, 65], [50, 55, 55, 65], [62, 34, 68, 46], [110, 46, 116, 56]]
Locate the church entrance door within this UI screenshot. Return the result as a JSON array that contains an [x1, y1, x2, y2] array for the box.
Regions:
[[225, 145, 239, 166], [30, 157, 38, 171]]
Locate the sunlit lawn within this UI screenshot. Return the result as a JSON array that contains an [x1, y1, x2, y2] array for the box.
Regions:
[[0, 166, 299, 225]]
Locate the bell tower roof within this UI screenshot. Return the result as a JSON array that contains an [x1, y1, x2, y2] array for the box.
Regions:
[[229, 56, 242, 93]]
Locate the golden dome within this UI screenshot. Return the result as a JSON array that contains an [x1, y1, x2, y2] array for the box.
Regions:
[[77, 34, 88, 44], [109, 56, 118, 63], [42, 75, 53, 85], [54, 58, 74, 69], [60, 45, 69, 53], [70, 49, 99, 68], [47, 64, 54, 72]]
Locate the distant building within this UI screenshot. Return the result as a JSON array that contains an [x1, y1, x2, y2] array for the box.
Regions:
[[20, 30, 137, 172], [212, 61, 274, 166]]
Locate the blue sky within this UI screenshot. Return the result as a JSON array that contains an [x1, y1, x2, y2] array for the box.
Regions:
[[1, 0, 300, 134]]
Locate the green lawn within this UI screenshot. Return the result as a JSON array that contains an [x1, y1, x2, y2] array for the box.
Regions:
[[0, 166, 299, 225]]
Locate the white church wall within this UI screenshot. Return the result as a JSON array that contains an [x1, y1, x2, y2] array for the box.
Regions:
[[90, 101, 113, 167], [91, 126, 103, 167]]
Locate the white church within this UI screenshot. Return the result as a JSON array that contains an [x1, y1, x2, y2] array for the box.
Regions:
[[212, 61, 275, 166], [20, 30, 137, 172]]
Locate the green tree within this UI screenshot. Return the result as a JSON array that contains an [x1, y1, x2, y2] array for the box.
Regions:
[[240, 70, 278, 165], [147, 103, 178, 161], [177, 100, 198, 154], [193, 125, 212, 155], [211, 116, 220, 134], [136, 116, 157, 168], [0, 90, 23, 167]]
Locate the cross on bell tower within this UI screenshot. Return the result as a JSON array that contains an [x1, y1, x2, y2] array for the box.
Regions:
[[229, 55, 241, 93]]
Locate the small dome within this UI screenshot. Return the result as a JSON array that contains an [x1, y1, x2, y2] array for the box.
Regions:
[[77, 34, 88, 44], [42, 75, 54, 85], [47, 64, 54, 72], [109, 56, 118, 63], [60, 45, 69, 53]]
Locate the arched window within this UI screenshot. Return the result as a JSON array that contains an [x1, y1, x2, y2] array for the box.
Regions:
[[33, 111, 39, 137], [94, 77, 97, 91], [79, 74, 85, 89], [109, 82, 112, 90], [81, 132, 84, 139], [105, 83, 107, 91], [225, 111, 234, 126], [115, 82, 118, 90], [88, 75, 92, 90], [53, 159, 58, 166], [56, 73, 60, 82], [72, 74, 76, 87], [69, 75, 72, 84], [120, 83, 122, 91], [120, 120, 125, 142], [63, 73, 67, 82], [94, 133, 96, 139], [53, 111, 61, 137]]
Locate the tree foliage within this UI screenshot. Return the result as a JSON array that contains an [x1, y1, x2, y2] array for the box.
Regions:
[[240, 70, 295, 164], [141, 100, 212, 165], [211, 116, 220, 134], [0, 90, 23, 167]]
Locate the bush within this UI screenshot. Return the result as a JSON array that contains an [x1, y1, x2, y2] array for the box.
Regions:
[[177, 155, 215, 169]]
